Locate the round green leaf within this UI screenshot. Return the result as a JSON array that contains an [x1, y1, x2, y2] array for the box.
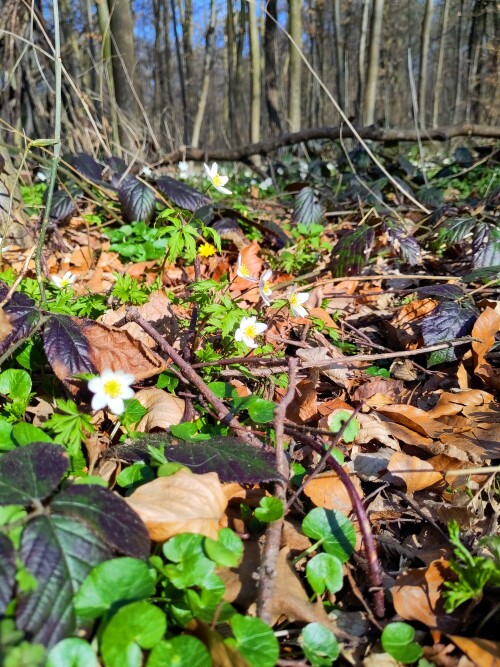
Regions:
[[101, 601, 166, 667], [163, 534, 205, 562], [204, 528, 243, 568], [226, 615, 279, 667], [302, 508, 356, 563], [306, 553, 344, 595], [300, 622, 339, 666], [247, 398, 276, 424], [329, 410, 359, 443], [381, 622, 423, 663], [0, 369, 31, 402], [12, 423, 53, 447], [254, 497, 284, 523], [75, 557, 156, 618], [46, 638, 97, 667], [147, 636, 211, 667]]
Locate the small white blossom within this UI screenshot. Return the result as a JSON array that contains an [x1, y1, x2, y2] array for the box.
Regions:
[[51, 271, 76, 288], [259, 177, 273, 191], [0, 237, 10, 253], [234, 316, 268, 349], [88, 369, 135, 415], [139, 165, 153, 178], [259, 269, 273, 306], [236, 252, 258, 282], [204, 162, 232, 195], [288, 290, 309, 318]]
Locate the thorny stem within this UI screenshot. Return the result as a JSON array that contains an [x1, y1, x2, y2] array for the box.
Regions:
[[290, 429, 386, 619], [125, 307, 262, 448]]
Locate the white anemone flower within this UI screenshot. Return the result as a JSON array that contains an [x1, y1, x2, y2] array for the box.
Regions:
[[259, 269, 273, 306], [289, 290, 309, 318], [88, 369, 135, 415], [0, 237, 10, 253], [204, 162, 232, 195], [236, 252, 258, 282], [234, 316, 268, 349], [51, 271, 76, 288]]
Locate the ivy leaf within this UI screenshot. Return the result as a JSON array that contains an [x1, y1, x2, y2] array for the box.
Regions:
[[421, 301, 478, 366], [156, 175, 211, 212], [0, 442, 69, 505], [0, 534, 16, 614], [51, 484, 150, 558], [330, 224, 375, 277], [293, 187, 325, 229], [118, 175, 155, 223], [16, 515, 112, 647]]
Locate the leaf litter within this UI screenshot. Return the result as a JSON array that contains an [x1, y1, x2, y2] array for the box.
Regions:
[[0, 153, 499, 665]]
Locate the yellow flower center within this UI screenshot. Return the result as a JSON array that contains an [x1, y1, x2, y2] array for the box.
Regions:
[[243, 324, 257, 338], [103, 380, 123, 399], [290, 294, 299, 306], [263, 281, 271, 295], [239, 264, 250, 277], [213, 174, 223, 187], [61, 279, 70, 287]]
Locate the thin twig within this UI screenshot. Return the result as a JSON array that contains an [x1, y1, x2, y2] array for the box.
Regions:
[[256, 358, 298, 624], [125, 307, 262, 447]]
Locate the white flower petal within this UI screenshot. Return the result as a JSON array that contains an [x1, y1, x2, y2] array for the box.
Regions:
[[234, 328, 243, 342], [91, 393, 108, 411], [107, 398, 125, 415], [291, 304, 308, 318], [242, 335, 258, 348], [88, 377, 104, 393], [295, 292, 309, 305], [121, 386, 135, 400]]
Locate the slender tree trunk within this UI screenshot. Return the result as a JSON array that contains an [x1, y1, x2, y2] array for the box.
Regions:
[[182, 0, 193, 135], [363, 0, 384, 126], [418, 0, 434, 128], [96, 0, 120, 149], [107, 0, 140, 152], [453, 0, 466, 123], [333, 0, 345, 112], [263, 0, 282, 135], [170, 0, 188, 143], [191, 0, 216, 148], [248, 0, 261, 147], [432, 0, 451, 127], [466, 0, 487, 122], [356, 0, 371, 122], [288, 0, 302, 131]]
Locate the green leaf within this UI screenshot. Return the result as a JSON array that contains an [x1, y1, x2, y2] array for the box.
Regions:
[[0, 369, 32, 402], [11, 423, 53, 447], [101, 601, 167, 667], [0, 442, 69, 505], [46, 638, 97, 667], [226, 615, 279, 667], [116, 462, 155, 489], [329, 410, 359, 443], [0, 420, 15, 451], [247, 398, 276, 424], [204, 528, 243, 568], [302, 508, 356, 563], [163, 533, 205, 562], [147, 636, 212, 667], [121, 399, 147, 428], [306, 553, 344, 595], [75, 558, 156, 619], [300, 622, 340, 666], [4, 642, 46, 667], [381, 622, 423, 663], [254, 497, 284, 523]]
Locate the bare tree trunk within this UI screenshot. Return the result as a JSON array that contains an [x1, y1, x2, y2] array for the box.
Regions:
[[170, 0, 188, 144], [363, 0, 384, 126], [96, 0, 120, 149], [418, 0, 434, 128], [248, 0, 261, 148], [191, 0, 216, 148], [453, 0, 466, 123], [182, 0, 193, 136], [466, 0, 487, 122], [288, 0, 302, 131], [263, 0, 282, 135], [107, 0, 140, 152], [432, 0, 451, 127], [356, 0, 371, 122], [333, 0, 345, 112]]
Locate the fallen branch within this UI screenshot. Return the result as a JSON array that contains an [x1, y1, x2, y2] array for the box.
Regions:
[[156, 124, 500, 164]]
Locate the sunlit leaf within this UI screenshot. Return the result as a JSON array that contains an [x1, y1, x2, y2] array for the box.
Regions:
[[118, 175, 155, 223], [421, 301, 478, 366], [156, 175, 211, 212], [292, 187, 325, 229]]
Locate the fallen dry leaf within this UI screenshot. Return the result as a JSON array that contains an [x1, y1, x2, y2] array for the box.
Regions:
[[0, 307, 13, 341], [286, 375, 319, 423], [297, 346, 350, 387], [384, 451, 443, 492], [377, 404, 445, 438], [126, 470, 227, 541], [303, 469, 363, 513], [188, 621, 251, 667], [471, 307, 500, 391], [386, 298, 439, 348], [392, 560, 459, 633], [448, 636, 500, 667], [134, 387, 185, 431]]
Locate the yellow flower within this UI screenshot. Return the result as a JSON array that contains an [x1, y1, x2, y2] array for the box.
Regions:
[[198, 242, 217, 258]]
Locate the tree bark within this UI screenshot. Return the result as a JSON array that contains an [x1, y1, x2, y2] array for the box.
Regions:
[[356, 0, 371, 122], [263, 0, 282, 135], [363, 0, 384, 126], [432, 0, 451, 128], [288, 0, 302, 132], [248, 0, 261, 148], [333, 0, 346, 112], [190, 0, 216, 148], [107, 0, 140, 152], [418, 0, 434, 128]]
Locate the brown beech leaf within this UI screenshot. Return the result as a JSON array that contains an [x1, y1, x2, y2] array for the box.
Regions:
[[352, 378, 403, 406], [188, 621, 251, 667], [286, 376, 319, 424], [100, 291, 179, 347], [134, 387, 185, 431], [297, 346, 350, 387], [230, 241, 262, 292], [303, 469, 363, 513], [377, 405, 444, 438], [0, 307, 13, 341], [427, 389, 493, 418], [384, 451, 443, 492], [81, 318, 168, 380], [126, 470, 227, 541], [392, 560, 459, 633], [448, 636, 500, 667], [471, 307, 500, 390]]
